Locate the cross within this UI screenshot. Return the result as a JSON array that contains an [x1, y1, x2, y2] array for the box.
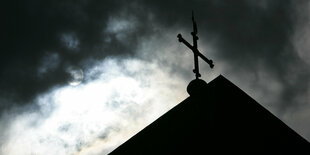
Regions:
[[177, 11, 214, 79]]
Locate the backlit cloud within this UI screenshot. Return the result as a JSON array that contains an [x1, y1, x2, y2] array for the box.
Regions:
[[2, 0, 310, 154]]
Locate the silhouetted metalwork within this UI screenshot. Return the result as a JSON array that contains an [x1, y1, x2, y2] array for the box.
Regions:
[[178, 11, 214, 79]]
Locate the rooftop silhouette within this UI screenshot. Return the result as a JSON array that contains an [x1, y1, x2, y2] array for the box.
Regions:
[[110, 75, 310, 154]]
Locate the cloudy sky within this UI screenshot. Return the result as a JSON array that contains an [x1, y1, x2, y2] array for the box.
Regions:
[[2, 0, 310, 154]]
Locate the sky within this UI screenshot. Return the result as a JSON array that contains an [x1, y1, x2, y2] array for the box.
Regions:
[[2, 0, 310, 154]]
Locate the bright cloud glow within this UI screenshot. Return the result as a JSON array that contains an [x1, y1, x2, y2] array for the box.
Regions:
[[66, 67, 84, 86], [1, 57, 187, 155]]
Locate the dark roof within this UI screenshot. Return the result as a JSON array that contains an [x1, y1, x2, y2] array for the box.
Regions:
[[110, 75, 310, 154]]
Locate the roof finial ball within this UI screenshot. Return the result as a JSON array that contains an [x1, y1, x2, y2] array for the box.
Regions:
[[187, 79, 208, 96]]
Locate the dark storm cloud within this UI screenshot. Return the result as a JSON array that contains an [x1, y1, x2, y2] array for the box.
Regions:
[[3, 0, 152, 109], [2, 0, 310, 153], [3, 0, 310, 114], [136, 0, 310, 112]]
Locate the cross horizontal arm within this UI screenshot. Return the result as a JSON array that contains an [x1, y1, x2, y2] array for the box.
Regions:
[[177, 34, 193, 50], [177, 34, 214, 68], [196, 50, 214, 68]]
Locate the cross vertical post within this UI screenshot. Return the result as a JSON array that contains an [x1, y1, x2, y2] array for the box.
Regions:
[[177, 11, 214, 79], [191, 11, 200, 79]]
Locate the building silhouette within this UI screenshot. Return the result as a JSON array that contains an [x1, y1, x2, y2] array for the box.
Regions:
[[110, 75, 310, 154]]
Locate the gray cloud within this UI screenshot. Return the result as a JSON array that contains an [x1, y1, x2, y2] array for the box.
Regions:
[[137, 0, 310, 111], [4, 0, 139, 104], [0, 57, 188, 154], [2, 0, 310, 154]]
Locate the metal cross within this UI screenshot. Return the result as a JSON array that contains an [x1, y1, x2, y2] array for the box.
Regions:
[[177, 11, 214, 79]]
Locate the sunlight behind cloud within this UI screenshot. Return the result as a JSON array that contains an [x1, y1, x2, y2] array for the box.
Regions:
[[1, 57, 187, 155]]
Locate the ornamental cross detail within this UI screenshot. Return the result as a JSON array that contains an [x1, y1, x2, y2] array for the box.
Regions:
[[177, 11, 214, 79]]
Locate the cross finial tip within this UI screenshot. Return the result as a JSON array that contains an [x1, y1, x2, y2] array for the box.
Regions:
[[192, 10, 194, 19]]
